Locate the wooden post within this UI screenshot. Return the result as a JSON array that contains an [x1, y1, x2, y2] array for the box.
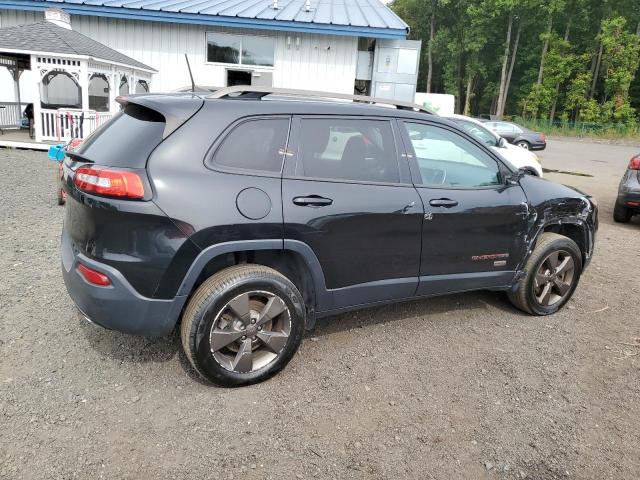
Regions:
[[109, 70, 117, 113], [32, 55, 42, 143], [80, 60, 89, 112]]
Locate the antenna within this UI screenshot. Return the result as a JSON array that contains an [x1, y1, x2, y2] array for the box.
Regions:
[[184, 53, 195, 93]]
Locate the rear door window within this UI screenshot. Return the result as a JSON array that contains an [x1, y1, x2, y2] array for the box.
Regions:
[[211, 117, 289, 174], [295, 118, 399, 184], [73, 104, 165, 168]]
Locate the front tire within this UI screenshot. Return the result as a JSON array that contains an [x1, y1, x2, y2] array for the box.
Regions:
[[613, 200, 632, 223], [508, 233, 582, 315], [180, 264, 306, 387]]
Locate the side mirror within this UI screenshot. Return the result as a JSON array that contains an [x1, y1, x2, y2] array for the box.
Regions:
[[505, 167, 527, 185], [497, 137, 507, 148]]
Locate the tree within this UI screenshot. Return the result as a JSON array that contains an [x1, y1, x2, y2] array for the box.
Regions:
[[599, 16, 640, 123], [388, 0, 640, 122]]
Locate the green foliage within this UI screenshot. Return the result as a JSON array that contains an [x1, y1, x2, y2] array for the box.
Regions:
[[390, 0, 640, 132]]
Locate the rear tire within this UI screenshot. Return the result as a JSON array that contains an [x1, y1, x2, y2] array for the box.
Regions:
[[613, 200, 632, 223], [516, 140, 531, 150], [508, 233, 582, 315], [180, 264, 305, 387]]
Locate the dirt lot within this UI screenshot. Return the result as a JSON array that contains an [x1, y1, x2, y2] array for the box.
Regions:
[[0, 138, 639, 480]]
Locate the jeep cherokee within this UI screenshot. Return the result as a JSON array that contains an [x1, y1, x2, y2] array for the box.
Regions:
[[61, 87, 598, 386]]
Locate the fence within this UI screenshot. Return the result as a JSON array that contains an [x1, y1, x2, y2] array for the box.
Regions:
[[0, 102, 26, 130], [40, 109, 114, 142]]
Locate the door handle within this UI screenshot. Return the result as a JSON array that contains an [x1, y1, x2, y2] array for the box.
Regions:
[[292, 195, 333, 207], [429, 198, 458, 208]]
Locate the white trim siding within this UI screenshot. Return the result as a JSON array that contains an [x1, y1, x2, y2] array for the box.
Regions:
[[0, 9, 358, 96]]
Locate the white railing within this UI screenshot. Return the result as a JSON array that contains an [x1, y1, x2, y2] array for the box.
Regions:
[[0, 102, 25, 129], [40, 109, 114, 142]]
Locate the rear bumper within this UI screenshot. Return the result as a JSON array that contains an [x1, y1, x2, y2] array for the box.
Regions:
[[530, 142, 546, 151], [618, 189, 640, 209], [61, 229, 186, 336]]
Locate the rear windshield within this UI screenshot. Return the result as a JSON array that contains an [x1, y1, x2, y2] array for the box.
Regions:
[[74, 104, 165, 168]]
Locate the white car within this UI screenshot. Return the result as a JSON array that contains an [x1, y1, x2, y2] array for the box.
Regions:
[[446, 114, 544, 177]]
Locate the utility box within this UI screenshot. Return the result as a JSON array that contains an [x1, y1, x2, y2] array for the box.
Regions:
[[371, 39, 421, 103]]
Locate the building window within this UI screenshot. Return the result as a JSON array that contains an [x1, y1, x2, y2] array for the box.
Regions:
[[135, 80, 149, 93], [88, 74, 109, 112], [206, 32, 275, 67], [119, 75, 129, 96], [40, 71, 81, 109]]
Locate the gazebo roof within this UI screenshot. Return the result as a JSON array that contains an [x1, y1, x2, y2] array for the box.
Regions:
[[0, 21, 155, 72]]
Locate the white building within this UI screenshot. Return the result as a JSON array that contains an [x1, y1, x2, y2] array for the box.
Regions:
[[0, 0, 420, 147]]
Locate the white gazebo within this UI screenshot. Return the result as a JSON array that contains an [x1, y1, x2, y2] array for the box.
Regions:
[[0, 9, 155, 149]]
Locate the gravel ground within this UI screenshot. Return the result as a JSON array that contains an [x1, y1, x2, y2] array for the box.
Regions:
[[1, 139, 639, 480]]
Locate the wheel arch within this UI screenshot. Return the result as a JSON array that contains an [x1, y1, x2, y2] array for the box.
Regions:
[[537, 221, 589, 264], [175, 240, 328, 328]]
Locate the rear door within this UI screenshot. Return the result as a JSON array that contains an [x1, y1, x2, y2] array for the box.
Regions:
[[282, 116, 423, 310], [398, 120, 529, 295]]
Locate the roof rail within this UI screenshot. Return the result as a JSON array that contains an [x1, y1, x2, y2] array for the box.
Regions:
[[208, 86, 434, 115]]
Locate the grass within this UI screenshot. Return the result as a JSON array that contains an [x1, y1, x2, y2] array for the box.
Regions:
[[513, 117, 640, 140]]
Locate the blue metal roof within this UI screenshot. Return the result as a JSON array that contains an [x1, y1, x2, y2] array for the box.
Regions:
[[0, 0, 409, 38]]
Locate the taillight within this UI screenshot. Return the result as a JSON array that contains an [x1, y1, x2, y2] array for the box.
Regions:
[[77, 263, 111, 286], [74, 166, 145, 199], [540, 133, 546, 142], [629, 155, 640, 170]]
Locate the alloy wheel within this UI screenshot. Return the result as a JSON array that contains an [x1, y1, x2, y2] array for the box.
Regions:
[[517, 141, 530, 150], [533, 250, 575, 307], [209, 291, 291, 373]]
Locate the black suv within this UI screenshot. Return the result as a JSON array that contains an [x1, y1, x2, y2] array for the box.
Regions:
[[61, 87, 597, 386]]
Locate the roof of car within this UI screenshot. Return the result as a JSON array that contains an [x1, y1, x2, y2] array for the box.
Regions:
[[123, 91, 458, 129]]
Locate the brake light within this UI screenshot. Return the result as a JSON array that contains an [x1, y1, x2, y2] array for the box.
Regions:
[[77, 263, 111, 286], [629, 155, 640, 170], [540, 133, 546, 142], [74, 166, 145, 199]]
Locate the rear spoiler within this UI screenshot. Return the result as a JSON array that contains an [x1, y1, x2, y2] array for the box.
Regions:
[[116, 94, 204, 139]]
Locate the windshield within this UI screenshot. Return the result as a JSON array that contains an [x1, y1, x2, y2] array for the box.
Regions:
[[452, 119, 498, 147]]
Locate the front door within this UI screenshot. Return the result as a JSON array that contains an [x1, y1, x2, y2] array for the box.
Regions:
[[398, 120, 529, 296], [282, 116, 423, 310]]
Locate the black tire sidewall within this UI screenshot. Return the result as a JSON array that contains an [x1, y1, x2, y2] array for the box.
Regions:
[[191, 275, 305, 387], [613, 201, 631, 222], [524, 239, 582, 315], [517, 141, 530, 149]]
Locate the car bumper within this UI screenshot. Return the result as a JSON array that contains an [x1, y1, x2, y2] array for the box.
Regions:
[[618, 188, 640, 209], [618, 172, 640, 209], [530, 142, 546, 151], [61, 228, 186, 336]]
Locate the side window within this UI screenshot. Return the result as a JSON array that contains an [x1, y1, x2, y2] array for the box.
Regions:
[[403, 122, 501, 188], [212, 118, 289, 173], [496, 122, 515, 133], [296, 118, 399, 183]]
